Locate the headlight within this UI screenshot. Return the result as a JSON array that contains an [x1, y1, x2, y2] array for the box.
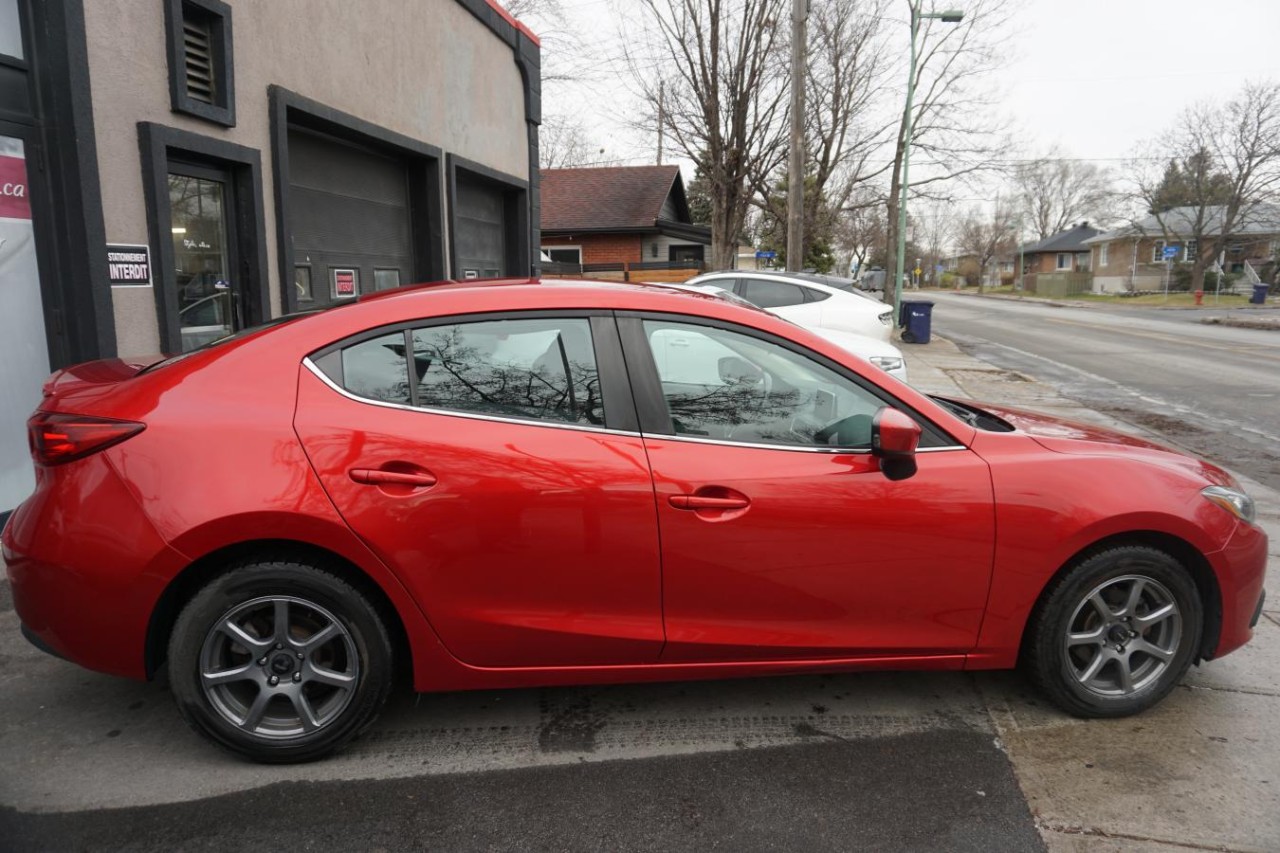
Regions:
[[1202, 485, 1256, 524], [869, 356, 904, 372], [879, 312, 893, 326]]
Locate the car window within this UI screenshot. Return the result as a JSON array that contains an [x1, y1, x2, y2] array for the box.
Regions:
[[642, 319, 887, 448], [739, 279, 808, 309], [409, 317, 604, 425], [800, 286, 831, 303], [341, 332, 412, 405]]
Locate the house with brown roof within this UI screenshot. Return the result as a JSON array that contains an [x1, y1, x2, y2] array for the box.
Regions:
[[539, 165, 712, 272]]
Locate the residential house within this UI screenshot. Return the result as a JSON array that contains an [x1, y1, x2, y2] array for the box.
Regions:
[[1084, 206, 1280, 293], [540, 165, 712, 271], [1019, 223, 1102, 292]]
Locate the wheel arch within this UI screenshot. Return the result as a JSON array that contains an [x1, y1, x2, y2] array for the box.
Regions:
[[145, 538, 414, 681], [1019, 529, 1222, 663]]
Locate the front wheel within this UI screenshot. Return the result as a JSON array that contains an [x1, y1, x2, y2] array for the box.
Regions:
[[1024, 546, 1203, 718], [168, 560, 394, 763]]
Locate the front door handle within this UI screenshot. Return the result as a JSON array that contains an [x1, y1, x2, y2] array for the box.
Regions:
[[349, 468, 437, 488], [669, 494, 750, 510]]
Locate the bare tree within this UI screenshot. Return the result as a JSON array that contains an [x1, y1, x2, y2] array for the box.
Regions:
[[883, 0, 1015, 308], [956, 199, 1017, 293], [755, 0, 894, 263], [832, 186, 890, 276], [1131, 80, 1280, 290], [625, 0, 791, 268], [539, 115, 600, 169], [1014, 148, 1117, 240]]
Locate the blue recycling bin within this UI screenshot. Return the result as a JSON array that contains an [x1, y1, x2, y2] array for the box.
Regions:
[[1251, 283, 1269, 305], [899, 299, 934, 344]]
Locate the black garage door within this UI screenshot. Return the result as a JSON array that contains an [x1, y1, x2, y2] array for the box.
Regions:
[[454, 172, 508, 279], [287, 127, 414, 307]]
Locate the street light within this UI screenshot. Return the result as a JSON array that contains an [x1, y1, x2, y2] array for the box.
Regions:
[[893, 3, 964, 324]]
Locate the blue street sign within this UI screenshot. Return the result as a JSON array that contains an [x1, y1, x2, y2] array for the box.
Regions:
[[1162, 246, 1179, 260], [755, 250, 777, 259]]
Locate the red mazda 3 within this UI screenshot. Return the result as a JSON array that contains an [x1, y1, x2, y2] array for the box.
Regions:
[[3, 279, 1267, 762]]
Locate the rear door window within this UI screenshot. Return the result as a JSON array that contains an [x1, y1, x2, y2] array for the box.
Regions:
[[739, 279, 808, 309], [321, 317, 606, 426]]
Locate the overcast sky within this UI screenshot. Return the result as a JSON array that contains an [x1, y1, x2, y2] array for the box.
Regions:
[[524, 0, 1279, 185]]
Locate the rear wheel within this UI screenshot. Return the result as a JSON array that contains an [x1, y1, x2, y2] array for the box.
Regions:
[[1025, 545, 1202, 717], [168, 560, 393, 763]]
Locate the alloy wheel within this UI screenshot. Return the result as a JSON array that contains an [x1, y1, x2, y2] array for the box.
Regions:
[[198, 595, 359, 738], [1064, 574, 1182, 696]]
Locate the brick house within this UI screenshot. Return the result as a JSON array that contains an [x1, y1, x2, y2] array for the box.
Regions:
[[1018, 223, 1102, 288], [540, 165, 712, 270], [1084, 206, 1280, 293]]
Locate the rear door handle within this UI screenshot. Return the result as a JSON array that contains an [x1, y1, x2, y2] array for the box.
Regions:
[[349, 468, 437, 488], [669, 494, 750, 510]]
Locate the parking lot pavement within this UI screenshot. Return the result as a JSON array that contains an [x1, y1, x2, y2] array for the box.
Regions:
[[1, 335, 1275, 851]]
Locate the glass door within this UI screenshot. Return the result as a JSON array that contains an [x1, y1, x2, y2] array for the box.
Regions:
[[0, 127, 51, 510], [168, 164, 239, 351]]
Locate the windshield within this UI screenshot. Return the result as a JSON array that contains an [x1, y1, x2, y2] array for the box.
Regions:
[[137, 309, 330, 375]]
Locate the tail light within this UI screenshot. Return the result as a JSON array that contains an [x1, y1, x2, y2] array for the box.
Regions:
[[27, 412, 145, 466]]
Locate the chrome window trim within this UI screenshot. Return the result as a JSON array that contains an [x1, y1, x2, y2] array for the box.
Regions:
[[304, 358, 969, 455], [301, 357, 637, 439]]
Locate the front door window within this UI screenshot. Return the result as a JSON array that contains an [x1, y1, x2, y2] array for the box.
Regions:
[[169, 173, 234, 351]]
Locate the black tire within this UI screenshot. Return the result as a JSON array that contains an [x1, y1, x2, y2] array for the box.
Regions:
[[168, 560, 394, 763], [1024, 545, 1203, 718]]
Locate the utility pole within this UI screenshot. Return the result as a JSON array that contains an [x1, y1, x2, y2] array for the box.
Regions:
[[893, 4, 963, 322], [786, 0, 807, 272], [656, 80, 664, 166]]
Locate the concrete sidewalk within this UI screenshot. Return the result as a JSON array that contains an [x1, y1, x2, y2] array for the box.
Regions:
[[903, 333, 1280, 853]]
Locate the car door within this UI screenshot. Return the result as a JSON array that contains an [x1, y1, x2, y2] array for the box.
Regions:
[[294, 312, 664, 668], [618, 314, 996, 662]]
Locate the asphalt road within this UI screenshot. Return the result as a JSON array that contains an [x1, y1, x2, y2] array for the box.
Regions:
[[925, 292, 1280, 490]]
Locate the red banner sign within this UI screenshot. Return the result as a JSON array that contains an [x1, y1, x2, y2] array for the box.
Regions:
[[0, 155, 31, 221]]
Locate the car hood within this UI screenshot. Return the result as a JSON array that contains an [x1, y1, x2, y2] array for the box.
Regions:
[[969, 400, 1238, 487]]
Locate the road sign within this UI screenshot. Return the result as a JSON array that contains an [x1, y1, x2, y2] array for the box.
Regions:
[[755, 250, 777, 259], [1162, 246, 1179, 260]]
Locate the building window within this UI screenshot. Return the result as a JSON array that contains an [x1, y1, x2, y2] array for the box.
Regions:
[[0, 0, 24, 59], [1056, 253, 1072, 271], [544, 247, 582, 264], [1152, 240, 1165, 263], [1184, 239, 1198, 262], [1099, 243, 1108, 267], [164, 0, 235, 126]]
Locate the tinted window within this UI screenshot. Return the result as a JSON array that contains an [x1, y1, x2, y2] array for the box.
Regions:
[[800, 287, 831, 303], [643, 320, 886, 448], [410, 318, 604, 425], [740, 279, 808, 308], [342, 332, 411, 405]]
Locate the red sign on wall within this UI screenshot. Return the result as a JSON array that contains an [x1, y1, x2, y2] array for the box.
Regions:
[[332, 268, 358, 298], [0, 155, 32, 221]]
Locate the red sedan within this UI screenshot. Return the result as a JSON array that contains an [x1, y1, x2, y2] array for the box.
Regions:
[[3, 279, 1267, 763]]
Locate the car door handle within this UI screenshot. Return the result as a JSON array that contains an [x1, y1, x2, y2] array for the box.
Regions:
[[349, 468, 437, 488], [669, 494, 750, 510]]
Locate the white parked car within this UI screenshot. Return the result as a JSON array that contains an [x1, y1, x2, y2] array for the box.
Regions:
[[686, 270, 894, 342], [665, 282, 908, 382]]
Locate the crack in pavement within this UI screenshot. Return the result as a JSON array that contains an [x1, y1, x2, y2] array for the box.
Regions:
[[1037, 820, 1258, 853]]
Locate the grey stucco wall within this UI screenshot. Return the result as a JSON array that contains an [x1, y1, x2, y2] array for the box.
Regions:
[[86, 0, 530, 356]]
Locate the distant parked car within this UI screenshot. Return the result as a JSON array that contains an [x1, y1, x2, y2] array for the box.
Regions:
[[687, 270, 894, 341], [671, 282, 907, 382]]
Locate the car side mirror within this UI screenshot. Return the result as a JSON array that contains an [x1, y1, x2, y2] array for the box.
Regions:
[[871, 407, 921, 481], [718, 356, 764, 386]]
